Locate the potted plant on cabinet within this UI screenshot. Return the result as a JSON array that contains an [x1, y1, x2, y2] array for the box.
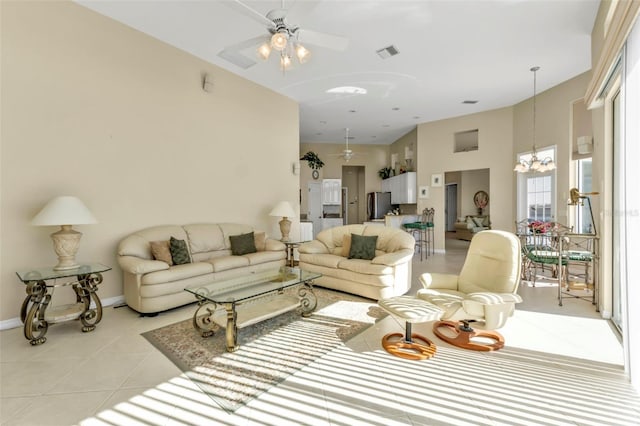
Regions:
[[378, 167, 392, 179], [300, 151, 324, 179]]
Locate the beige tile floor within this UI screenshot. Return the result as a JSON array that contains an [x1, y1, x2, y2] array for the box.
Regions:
[[1, 237, 639, 426]]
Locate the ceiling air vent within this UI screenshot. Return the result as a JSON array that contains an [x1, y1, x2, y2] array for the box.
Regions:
[[376, 45, 399, 59], [462, 100, 478, 104]]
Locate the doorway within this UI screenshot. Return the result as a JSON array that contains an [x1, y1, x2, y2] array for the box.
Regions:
[[445, 183, 458, 232], [342, 165, 365, 224], [307, 182, 322, 239]]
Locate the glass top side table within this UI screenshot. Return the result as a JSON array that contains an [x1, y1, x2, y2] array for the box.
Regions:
[[16, 262, 111, 345], [283, 241, 310, 267]]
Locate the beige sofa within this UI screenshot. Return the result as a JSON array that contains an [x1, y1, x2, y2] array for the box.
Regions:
[[298, 224, 415, 300], [117, 223, 286, 314]]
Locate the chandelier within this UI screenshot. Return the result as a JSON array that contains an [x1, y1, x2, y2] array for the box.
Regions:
[[514, 66, 556, 173]]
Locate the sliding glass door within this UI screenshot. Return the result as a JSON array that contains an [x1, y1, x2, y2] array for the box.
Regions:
[[612, 89, 623, 332]]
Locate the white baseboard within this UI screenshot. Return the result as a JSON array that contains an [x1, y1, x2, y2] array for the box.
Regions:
[[0, 295, 126, 331], [0, 317, 22, 331]]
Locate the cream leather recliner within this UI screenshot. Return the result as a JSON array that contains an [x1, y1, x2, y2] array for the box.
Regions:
[[418, 230, 522, 351]]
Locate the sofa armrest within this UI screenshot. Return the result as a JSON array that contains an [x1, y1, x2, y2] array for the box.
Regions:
[[371, 249, 414, 266], [265, 239, 286, 251], [118, 256, 170, 275], [419, 272, 459, 290], [298, 240, 329, 254]]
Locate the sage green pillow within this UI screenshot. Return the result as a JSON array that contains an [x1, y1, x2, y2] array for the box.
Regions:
[[348, 234, 378, 260], [230, 232, 257, 256], [169, 237, 191, 265]]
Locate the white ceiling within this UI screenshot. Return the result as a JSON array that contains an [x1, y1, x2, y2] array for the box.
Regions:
[[77, 0, 600, 145]]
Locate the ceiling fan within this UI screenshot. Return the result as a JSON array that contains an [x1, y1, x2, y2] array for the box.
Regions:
[[330, 128, 363, 162], [218, 0, 349, 70]]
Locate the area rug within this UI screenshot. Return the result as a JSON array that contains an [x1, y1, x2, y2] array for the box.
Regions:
[[142, 288, 387, 412]]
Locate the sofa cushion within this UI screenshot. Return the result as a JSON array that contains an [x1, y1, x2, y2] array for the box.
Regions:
[[169, 237, 191, 265], [299, 253, 343, 268], [207, 255, 250, 272], [254, 231, 266, 251], [141, 262, 213, 285], [301, 262, 395, 287], [338, 258, 393, 275], [184, 224, 225, 254], [316, 224, 366, 254], [230, 232, 257, 255], [243, 250, 285, 265], [349, 234, 378, 260]]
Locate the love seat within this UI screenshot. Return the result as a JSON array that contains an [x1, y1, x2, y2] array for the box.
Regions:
[[117, 223, 286, 314], [298, 224, 415, 300], [454, 215, 491, 241]]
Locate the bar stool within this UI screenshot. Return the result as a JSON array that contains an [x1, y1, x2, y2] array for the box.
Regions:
[[403, 220, 428, 261], [424, 208, 435, 256]]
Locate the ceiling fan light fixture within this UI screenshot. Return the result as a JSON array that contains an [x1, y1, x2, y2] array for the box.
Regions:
[[257, 42, 271, 60], [295, 43, 310, 64], [280, 53, 292, 71], [271, 31, 288, 51]]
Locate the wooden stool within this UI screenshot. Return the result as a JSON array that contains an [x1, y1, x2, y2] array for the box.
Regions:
[[378, 296, 443, 360]]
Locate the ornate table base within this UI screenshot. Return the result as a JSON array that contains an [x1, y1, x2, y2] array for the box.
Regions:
[[17, 265, 109, 345], [192, 281, 317, 352]]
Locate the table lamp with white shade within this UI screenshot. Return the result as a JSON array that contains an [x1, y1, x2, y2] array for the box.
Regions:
[[269, 201, 296, 242], [31, 196, 97, 270]]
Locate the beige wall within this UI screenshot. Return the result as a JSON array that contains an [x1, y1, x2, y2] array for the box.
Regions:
[[460, 169, 490, 217], [299, 142, 389, 218], [0, 2, 299, 321], [512, 71, 592, 226], [416, 107, 514, 251], [389, 128, 417, 174]]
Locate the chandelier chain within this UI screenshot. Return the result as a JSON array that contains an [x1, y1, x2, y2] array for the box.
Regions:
[[531, 65, 539, 156]]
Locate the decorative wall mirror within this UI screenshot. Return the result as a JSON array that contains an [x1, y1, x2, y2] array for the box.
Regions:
[[473, 190, 489, 215]]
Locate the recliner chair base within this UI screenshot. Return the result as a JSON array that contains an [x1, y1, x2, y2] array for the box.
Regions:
[[433, 320, 505, 351], [382, 332, 437, 360]]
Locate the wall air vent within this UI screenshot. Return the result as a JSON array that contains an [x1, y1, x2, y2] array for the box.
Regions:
[[462, 100, 478, 104], [376, 45, 399, 59]]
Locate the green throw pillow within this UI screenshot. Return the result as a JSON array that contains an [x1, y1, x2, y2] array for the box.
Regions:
[[348, 234, 378, 260], [169, 237, 191, 265], [230, 232, 257, 256]]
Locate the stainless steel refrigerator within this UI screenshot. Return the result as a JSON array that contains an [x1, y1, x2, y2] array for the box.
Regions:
[[367, 192, 392, 220]]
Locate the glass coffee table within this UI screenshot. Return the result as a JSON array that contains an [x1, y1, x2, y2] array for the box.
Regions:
[[185, 267, 321, 352]]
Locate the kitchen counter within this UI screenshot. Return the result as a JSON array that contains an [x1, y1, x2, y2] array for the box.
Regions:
[[385, 214, 420, 229]]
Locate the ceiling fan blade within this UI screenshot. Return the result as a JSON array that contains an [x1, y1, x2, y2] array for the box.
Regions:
[[221, 0, 275, 29], [297, 29, 348, 51], [218, 35, 269, 69], [285, 0, 321, 23]]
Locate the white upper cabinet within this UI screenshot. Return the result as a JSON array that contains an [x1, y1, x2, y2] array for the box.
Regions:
[[322, 179, 342, 205], [381, 178, 392, 193], [386, 172, 416, 204]]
